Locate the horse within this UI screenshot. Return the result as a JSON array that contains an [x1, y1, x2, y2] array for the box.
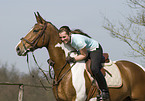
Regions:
[[16, 12, 145, 101]]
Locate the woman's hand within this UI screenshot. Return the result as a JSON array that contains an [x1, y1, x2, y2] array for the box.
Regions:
[[66, 56, 76, 63], [74, 47, 88, 61]]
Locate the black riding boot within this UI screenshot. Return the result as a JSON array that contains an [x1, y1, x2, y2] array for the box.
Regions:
[[93, 70, 110, 101]]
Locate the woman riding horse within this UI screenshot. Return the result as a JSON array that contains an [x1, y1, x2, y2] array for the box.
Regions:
[[16, 12, 145, 101], [58, 26, 110, 100]]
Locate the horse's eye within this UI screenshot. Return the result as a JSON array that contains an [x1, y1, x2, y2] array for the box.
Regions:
[[33, 29, 39, 33]]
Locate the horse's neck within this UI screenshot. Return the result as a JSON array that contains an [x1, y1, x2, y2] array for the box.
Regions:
[[45, 30, 75, 76], [48, 42, 76, 75]]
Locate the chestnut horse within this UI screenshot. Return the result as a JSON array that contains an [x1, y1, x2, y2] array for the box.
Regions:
[[16, 12, 145, 101]]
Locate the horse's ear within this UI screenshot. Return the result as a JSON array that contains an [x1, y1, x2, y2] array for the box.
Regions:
[[34, 12, 39, 23], [34, 12, 46, 24], [37, 12, 46, 24]]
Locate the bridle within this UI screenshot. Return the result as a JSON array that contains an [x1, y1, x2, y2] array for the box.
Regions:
[[20, 22, 47, 51], [19, 21, 75, 88], [19, 22, 78, 99], [20, 22, 52, 90]]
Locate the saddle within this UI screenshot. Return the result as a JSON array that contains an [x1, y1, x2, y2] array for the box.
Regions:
[[102, 53, 110, 63]]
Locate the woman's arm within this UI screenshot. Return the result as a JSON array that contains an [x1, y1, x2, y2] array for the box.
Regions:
[[74, 47, 88, 61]]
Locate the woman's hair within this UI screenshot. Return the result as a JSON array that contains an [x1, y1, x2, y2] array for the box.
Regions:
[[58, 26, 71, 35], [58, 26, 91, 38]]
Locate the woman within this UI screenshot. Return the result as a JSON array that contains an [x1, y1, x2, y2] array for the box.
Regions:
[[58, 26, 110, 100]]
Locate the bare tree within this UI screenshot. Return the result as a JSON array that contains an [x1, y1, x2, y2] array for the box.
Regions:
[[103, 0, 145, 59]]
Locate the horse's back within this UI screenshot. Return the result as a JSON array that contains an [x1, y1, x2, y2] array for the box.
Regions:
[[115, 60, 145, 76], [115, 60, 145, 101]]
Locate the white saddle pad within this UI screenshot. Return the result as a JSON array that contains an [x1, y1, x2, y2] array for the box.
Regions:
[[103, 61, 122, 88]]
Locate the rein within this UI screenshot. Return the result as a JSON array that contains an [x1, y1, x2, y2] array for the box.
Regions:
[[26, 53, 51, 91], [53, 51, 77, 85], [53, 62, 76, 85], [32, 52, 51, 84]]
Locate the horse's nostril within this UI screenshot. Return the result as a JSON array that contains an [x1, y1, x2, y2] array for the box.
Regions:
[[16, 46, 20, 51]]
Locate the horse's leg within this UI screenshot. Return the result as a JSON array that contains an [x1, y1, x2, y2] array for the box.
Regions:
[[130, 66, 145, 101], [52, 72, 77, 101], [131, 88, 145, 101], [108, 88, 131, 101]]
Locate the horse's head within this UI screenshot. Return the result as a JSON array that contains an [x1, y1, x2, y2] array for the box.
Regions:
[[16, 12, 52, 56]]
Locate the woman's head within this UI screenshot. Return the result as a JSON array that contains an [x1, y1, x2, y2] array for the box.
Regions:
[[58, 26, 92, 44], [59, 26, 71, 44]]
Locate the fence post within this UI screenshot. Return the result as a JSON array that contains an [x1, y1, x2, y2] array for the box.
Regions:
[[18, 84, 24, 101]]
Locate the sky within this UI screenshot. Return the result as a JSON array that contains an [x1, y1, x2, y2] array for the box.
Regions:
[[0, 0, 144, 73]]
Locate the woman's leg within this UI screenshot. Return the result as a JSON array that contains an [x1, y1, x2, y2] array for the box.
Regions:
[[89, 46, 110, 100]]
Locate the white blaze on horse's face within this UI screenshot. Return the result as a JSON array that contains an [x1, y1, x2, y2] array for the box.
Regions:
[[55, 42, 88, 100]]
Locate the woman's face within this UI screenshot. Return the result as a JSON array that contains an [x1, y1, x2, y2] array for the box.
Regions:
[[59, 31, 71, 44]]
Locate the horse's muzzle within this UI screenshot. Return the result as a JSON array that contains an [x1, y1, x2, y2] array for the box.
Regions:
[[16, 46, 28, 56], [16, 46, 22, 56]]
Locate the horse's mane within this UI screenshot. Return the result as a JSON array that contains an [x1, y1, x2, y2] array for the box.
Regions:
[[71, 29, 91, 38], [47, 21, 58, 31]]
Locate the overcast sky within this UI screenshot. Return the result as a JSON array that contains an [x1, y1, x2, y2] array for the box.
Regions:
[[0, 0, 143, 73]]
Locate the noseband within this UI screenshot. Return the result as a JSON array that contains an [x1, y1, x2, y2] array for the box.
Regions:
[[21, 22, 47, 50]]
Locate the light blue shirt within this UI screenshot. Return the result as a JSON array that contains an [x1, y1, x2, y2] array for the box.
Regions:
[[70, 34, 99, 51]]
